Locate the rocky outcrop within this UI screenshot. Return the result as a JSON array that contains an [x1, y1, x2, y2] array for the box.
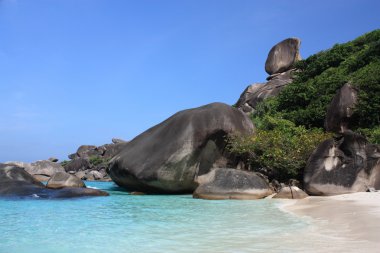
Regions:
[[62, 139, 127, 181], [64, 158, 90, 172], [0, 164, 108, 198], [236, 38, 301, 113], [193, 168, 273, 200], [265, 38, 301, 75], [304, 132, 380, 196], [236, 69, 295, 113], [272, 186, 308, 199], [46, 172, 85, 189], [5, 160, 65, 182], [108, 103, 254, 193], [325, 83, 358, 133], [27, 160, 65, 177]]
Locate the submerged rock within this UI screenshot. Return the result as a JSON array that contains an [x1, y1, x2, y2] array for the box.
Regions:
[[265, 38, 301, 75], [304, 132, 380, 195], [108, 102, 254, 193], [46, 172, 86, 189], [193, 168, 273, 200], [0, 164, 108, 199]]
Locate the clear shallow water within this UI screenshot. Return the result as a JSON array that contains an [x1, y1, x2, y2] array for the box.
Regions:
[[0, 182, 366, 253]]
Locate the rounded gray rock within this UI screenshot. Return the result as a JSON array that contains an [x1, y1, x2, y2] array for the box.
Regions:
[[325, 83, 358, 133], [46, 172, 86, 189], [28, 160, 65, 177], [63, 158, 91, 172], [304, 132, 380, 195], [0, 164, 108, 198], [265, 38, 301, 75], [193, 168, 273, 200]]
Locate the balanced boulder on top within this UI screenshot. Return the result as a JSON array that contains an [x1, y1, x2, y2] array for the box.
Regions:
[[236, 38, 301, 113], [265, 38, 301, 75]]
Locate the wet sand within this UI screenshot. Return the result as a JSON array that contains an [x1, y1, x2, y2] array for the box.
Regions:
[[283, 192, 380, 252]]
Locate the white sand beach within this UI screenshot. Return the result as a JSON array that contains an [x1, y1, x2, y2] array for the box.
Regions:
[[283, 192, 380, 252]]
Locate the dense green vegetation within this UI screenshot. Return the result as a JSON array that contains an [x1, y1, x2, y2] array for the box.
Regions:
[[229, 30, 380, 182], [89, 156, 110, 166], [60, 160, 69, 167], [259, 29, 380, 129], [228, 116, 332, 181]]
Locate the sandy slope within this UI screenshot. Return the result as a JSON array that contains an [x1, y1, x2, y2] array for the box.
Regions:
[[283, 192, 380, 252]]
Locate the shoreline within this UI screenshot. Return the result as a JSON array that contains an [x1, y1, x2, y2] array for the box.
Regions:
[[281, 192, 380, 252]]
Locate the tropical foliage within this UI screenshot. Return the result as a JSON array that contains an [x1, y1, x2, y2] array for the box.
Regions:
[[229, 30, 380, 182]]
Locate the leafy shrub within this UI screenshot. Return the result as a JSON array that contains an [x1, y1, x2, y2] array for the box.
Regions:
[[88, 156, 109, 166], [228, 116, 332, 181], [60, 160, 69, 167], [356, 127, 380, 144]]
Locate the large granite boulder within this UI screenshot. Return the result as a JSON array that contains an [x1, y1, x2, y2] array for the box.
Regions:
[[5, 160, 65, 181], [325, 83, 358, 133], [193, 168, 273, 200], [265, 38, 301, 75], [27, 160, 65, 177], [108, 102, 254, 193], [0, 164, 108, 198], [272, 186, 308, 199], [99, 143, 126, 159], [64, 158, 91, 172], [75, 145, 101, 159], [0, 164, 44, 187], [236, 69, 295, 113], [304, 132, 380, 195], [46, 172, 86, 189]]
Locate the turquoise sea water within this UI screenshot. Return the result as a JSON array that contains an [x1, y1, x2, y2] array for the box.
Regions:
[[0, 182, 364, 253]]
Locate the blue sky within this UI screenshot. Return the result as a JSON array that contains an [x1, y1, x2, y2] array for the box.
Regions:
[[0, 0, 379, 162]]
